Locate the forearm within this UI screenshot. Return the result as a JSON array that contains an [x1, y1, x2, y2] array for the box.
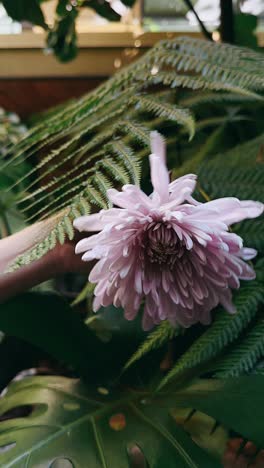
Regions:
[[0, 222, 49, 273], [0, 249, 60, 304], [0, 220, 91, 303]]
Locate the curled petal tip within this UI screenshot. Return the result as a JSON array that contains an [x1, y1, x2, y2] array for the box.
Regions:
[[73, 216, 90, 232], [150, 131, 166, 163], [75, 242, 83, 254], [242, 200, 264, 218], [75, 237, 93, 254], [73, 217, 81, 230], [75, 245, 80, 255]]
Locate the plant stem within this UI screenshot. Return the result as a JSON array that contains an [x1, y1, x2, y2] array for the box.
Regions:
[[220, 0, 234, 43], [0, 213, 11, 238], [181, 0, 213, 41]]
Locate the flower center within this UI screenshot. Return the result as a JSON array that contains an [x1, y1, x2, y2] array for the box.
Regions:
[[144, 222, 184, 269]]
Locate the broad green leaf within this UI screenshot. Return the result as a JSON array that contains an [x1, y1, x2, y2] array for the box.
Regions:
[[82, 1, 121, 21], [0, 293, 145, 382], [172, 408, 228, 460], [0, 376, 219, 468], [160, 376, 264, 448], [0, 336, 44, 392], [2, 0, 47, 28], [0, 292, 101, 380]]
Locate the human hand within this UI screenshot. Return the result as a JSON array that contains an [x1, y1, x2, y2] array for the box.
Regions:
[[50, 233, 94, 276], [0, 230, 93, 303], [222, 438, 264, 468]]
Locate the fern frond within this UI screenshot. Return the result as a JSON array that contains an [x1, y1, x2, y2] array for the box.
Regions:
[[124, 321, 179, 371], [162, 36, 264, 75], [92, 172, 112, 208], [99, 157, 131, 185], [201, 132, 264, 168], [179, 91, 259, 108], [158, 51, 264, 91], [84, 185, 108, 209], [174, 124, 225, 177], [213, 319, 264, 378], [139, 69, 262, 100], [136, 96, 195, 139], [108, 141, 141, 185], [158, 37, 264, 90], [234, 219, 264, 253], [158, 282, 264, 389], [7, 93, 131, 194], [78, 196, 91, 216], [116, 120, 150, 146], [5, 37, 264, 267], [255, 258, 264, 283], [8, 209, 71, 270], [63, 214, 75, 240], [199, 161, 264, 202]]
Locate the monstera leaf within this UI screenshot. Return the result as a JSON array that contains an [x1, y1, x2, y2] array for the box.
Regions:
[[0, 376, 219, 467], [1, 375, 264, 467]]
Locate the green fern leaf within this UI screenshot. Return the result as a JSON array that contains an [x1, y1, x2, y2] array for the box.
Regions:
[[109, 141, 141, 185], [158, 282, 264, 389], [5, 37, 264, 268], [136, 96, 195, 139], [213, 319, 264, 378], [99, 157, 131, 185], [116, 120, 150, 146], [124, 321, 179, 371]]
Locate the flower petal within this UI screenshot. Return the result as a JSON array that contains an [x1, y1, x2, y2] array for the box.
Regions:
[[150, 131, 166, 164], [73, 213, 105, 232], [198, 198, 264, 226], [108, 185, 153, 211], [149, 154, 170, 204], [168, 174, 197, 206]]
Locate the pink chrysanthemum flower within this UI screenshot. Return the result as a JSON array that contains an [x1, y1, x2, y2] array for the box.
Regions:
[[74, 132, 263, 330]]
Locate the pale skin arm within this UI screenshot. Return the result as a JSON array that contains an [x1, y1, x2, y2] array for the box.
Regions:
[[0, 224, 90, 304]]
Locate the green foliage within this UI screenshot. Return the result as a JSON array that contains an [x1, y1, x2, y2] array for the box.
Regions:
[[198, 133, 264, 201], [2, 375, 264, 466], [172, 408, 228, 460], [1, 37, 264, 468], [124, 321, 179, 371], [0, 292, 103, 380], [135, 96, 195, 139], [1, 39, 264, 428], [158, 282, 264, 389], [0, 109, 28, 237], [162, 376, 264, 447], [0, 293, 148, 382], [0, 376, 219, 468], [2, 0, 137, 62], [3, 37, 264, 270], [213, 319, 264, 378], [2, 0, 47, 28]]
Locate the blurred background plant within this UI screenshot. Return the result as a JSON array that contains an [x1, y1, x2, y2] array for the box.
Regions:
[[0, 108, 28, 238], [0, 0, 264, 60], [0, 0, 138, 61]]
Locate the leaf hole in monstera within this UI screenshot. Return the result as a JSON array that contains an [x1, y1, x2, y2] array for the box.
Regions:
[[127, 444, 149, 468], [0, 404, 33, 422], [0, 443, 16, 454], [50, 459, 73, 468]]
